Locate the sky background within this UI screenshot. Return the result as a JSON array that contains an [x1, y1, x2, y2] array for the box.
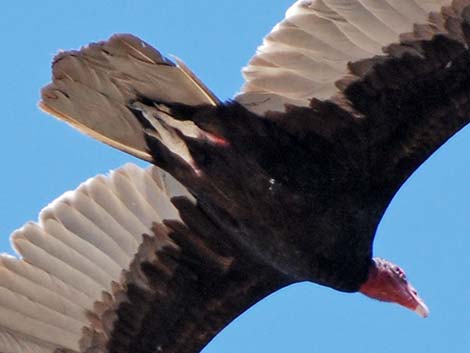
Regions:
[[0, 1, 469, 352]]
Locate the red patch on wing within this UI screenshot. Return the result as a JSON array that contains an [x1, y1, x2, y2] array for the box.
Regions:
[[204, 132, 230, 147]]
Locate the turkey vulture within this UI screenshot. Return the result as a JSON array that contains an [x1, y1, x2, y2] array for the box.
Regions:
[[1, 0, 470, 352]]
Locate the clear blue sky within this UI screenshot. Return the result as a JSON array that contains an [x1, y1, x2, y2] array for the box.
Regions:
[[1, 1, 469, 352]]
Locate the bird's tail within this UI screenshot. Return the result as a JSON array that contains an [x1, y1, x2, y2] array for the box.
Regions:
[[40, 34, 219, 163]]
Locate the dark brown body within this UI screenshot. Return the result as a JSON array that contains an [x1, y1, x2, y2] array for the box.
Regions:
[[143, 101, 381, 291], [144, 32, 470, 291]]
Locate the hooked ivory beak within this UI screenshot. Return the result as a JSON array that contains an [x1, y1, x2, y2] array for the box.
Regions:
[[414, 299, 429, 318], [403, 282, 429, 318]]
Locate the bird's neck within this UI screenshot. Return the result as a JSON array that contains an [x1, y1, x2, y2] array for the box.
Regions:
[[358, 260, 384, 300]]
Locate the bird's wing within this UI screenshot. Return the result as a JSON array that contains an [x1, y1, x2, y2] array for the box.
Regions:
[[233, 0, 470, 252], [237, 0, 470, 197], [235, 0, 449, 115], [0, 164, 288, 353], [40, 34, 219, 162], [340, 1, 470, 197]]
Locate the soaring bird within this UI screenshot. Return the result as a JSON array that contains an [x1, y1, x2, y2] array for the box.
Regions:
[[1, 1, 470, 352]]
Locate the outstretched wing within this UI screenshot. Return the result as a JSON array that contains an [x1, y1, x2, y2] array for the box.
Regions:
[[237, 0, 470, 204], [0, 164, 288, 353], [235, 0, 449, 114]]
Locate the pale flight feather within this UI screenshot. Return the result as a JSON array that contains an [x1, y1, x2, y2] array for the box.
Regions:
[[236, 0, 449, 114], [0, 164, 190, 353]]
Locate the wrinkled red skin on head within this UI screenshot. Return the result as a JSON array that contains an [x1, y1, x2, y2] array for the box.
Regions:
[[359, 259, 421, 312]]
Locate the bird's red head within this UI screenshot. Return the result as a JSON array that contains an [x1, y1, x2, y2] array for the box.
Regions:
[[359, 258, 429, 318]]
